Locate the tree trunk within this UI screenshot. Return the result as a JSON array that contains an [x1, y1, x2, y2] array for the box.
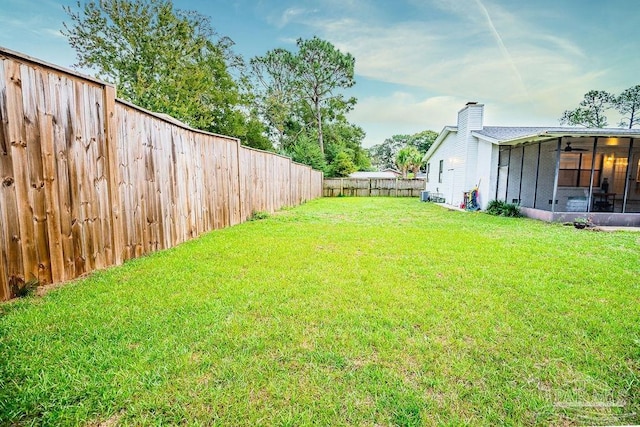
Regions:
[[316, 105, 324, 155]]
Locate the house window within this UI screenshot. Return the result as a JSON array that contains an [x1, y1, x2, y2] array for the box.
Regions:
[[426, 163, 430, 182], [438, 160, 444, 183], [558, 152, 602, 187]]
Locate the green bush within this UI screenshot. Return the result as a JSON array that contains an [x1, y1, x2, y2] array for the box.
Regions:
[[11, 279, 38, 298], [485, 200, 522, 217], [249, 211, 270, 221]]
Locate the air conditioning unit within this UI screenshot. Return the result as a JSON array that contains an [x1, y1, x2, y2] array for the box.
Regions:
[[420, 191, 430, 202]]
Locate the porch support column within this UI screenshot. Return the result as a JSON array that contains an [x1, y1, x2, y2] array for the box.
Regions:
[[551, 138, 562, 213], [505, 147, 512, 202], [518, 144, 525, 204], [587, 137, 598, 213], [533, 142, 541, 208], [622, 138, 634, 212]]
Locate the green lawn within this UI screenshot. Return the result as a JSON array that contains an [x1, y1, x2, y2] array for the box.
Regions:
[[1, 198, 639, 426]]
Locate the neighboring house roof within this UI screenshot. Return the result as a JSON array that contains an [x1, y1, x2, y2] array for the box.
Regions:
[[349, 171, 401, 179], [381, 168, 402, 175]]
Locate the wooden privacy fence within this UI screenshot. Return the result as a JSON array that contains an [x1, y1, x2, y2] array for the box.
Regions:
[[0, 48, 322, 301], [323, 178, 425, 197]]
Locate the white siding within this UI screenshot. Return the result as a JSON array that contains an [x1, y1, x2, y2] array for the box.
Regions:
[[424, 103, 491, 208], [476, 139, 498, 209], [452, 104, 484, 207], [425, 132, 456, 203]]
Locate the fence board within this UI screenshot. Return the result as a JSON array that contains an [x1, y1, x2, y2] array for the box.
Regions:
[[0, 58, 16, 299], [7, 61, 38, 288]]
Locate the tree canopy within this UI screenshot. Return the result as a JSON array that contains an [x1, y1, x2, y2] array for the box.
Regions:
[[250, 37, 365, 176], [615, 85, 640, 129], [63, 0, 272, 150], [560, 90, 613, 128], [368, 130, 438, 171], [560, 86, 640, 129]]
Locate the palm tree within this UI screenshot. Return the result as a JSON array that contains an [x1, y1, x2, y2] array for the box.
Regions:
[[395, 147, 412, 178], [396, 146, 422, 178], [409, 149, 424, 178]]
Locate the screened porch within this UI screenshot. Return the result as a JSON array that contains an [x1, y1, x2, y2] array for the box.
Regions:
[[495, 136, 640, 225]]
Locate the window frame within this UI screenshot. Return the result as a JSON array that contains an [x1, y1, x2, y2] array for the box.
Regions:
[[558, 152, 602, 188]]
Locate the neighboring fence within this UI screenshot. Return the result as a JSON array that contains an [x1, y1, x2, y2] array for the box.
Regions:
[[323, 178, 425, 197], [0, 48, 322, 300]]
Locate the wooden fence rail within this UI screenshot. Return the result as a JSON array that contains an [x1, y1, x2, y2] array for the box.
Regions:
[[323, 178, 425, 197], [0, 48, 322, 301]]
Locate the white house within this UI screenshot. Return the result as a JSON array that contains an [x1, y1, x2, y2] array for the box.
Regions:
[[423, 102, 640, 226]]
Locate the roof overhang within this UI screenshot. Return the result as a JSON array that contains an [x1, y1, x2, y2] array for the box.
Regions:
[[472, 129, 640, 147]]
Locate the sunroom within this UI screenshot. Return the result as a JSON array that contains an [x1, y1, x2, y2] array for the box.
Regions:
[[489, 129, 640, 226]]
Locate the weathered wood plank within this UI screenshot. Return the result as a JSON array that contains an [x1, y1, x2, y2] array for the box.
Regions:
[[7, 61, 38, 288], [0, 57, 18, 299], [26, 67, 53, 285], [103, 85, 122, 266]]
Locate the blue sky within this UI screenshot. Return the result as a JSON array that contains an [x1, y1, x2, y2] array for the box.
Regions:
[[1, 0, 638, 147]]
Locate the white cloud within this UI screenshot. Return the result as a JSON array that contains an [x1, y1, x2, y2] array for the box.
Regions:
[[288, 2, 609, 129], [259, 0, 625, 146], [268, 7, 317, 28]]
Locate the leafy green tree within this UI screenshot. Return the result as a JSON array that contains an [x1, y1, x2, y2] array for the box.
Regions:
[[369, 130, 437, 171], [63, 0, 271, 149], [614, 85, 640, 129], [251, 37, 361, 171], [329, 151, 357, 177], [560, 90, 614, 128], [368, 135, 407, 170], [289, 37, 356, 155], [407, 130, 438, 153], [323, 119, 370, 171], [250, 49, 297, 146], [288, 134, 327, 171]]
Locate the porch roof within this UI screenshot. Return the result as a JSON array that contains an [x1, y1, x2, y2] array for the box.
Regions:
[[472, 126, 640, 145]]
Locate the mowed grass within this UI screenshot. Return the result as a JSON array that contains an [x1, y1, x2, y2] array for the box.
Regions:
[[1, 198, 639, 426]]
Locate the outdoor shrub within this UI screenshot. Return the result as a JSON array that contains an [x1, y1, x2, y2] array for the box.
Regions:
[[249, 210, 270, 221], [485, 200, 522, 217], [486, 199, 505, 215], [10, 279, 38, 298]]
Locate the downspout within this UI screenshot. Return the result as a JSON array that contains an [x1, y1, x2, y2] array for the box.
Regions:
[[551, 138, 561, 213]]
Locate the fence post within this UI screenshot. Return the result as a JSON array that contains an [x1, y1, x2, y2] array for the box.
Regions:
[[236, 139, 244, 221]]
